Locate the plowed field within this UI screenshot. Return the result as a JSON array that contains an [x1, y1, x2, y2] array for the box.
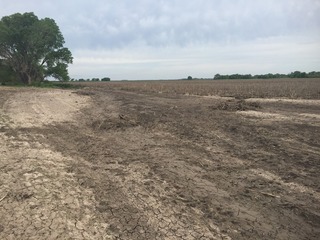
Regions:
[[0, 81, 319, 239]]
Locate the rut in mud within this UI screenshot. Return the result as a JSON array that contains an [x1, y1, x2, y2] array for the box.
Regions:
[[0, 86, 319, 239]]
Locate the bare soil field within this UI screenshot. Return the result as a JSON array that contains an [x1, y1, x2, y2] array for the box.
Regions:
[[0, 79, 319, 239]]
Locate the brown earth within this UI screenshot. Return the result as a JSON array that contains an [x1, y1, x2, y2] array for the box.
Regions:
[[0, 85, 319, 239]]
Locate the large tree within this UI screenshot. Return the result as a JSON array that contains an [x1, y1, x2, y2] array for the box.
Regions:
[[0, 12, 72, 84]]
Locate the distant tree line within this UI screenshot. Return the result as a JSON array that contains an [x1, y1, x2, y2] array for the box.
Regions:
[[213, 71, 320, 80]]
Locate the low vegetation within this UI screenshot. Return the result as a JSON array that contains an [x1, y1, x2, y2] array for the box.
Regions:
[[0, 80, 81, 89]]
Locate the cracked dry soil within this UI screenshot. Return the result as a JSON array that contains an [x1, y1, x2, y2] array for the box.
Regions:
[[0, 86, 319, 239]]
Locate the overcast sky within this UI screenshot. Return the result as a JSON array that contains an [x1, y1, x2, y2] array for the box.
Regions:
[[1, 0, 320, 80]]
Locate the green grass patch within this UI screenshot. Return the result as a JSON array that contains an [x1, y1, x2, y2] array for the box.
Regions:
[[30, 81, 82, 89], [1, 81, 82, 89]]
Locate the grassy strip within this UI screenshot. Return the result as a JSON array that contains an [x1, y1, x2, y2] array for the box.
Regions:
[[0, 81, 82, 89]]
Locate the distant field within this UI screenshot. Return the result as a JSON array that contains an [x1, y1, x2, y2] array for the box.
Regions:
[[75, 78, 320, 99]]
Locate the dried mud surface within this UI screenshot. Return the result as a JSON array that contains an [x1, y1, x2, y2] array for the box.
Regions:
[[0, 86, 319, 239]]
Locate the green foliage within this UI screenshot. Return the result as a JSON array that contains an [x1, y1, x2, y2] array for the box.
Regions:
[[187, 76, 193, 80], [0, 12, 73, 84], [288, 71, 307, 78], [0, 59, 18, 83], [101, 77, 111, 81], [308, 71, 320, 78]]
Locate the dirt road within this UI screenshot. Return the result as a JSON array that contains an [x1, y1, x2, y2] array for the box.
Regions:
[[0, 86, 319, 239]]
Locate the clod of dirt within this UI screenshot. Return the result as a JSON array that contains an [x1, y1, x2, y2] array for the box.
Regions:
[[11, 191, 33, 201], [210, 99, 261, 111], [75, 90, 96, 96], [91, 117, 138, 131]]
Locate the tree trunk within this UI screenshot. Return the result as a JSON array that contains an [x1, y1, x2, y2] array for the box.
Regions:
[[19, 72, 32, 85], [27, 74, 32, 85]]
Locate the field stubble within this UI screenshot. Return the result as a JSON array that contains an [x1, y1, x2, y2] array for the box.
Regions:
[[76, 78, 320, 99]]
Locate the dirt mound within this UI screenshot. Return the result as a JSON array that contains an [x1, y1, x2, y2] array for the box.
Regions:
[[91, 114, 139, 131], [210, 99, 261, 111]]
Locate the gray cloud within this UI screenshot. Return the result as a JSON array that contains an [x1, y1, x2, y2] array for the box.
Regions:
[[1, 0, 319, 79], [59, 0, 320, 49]]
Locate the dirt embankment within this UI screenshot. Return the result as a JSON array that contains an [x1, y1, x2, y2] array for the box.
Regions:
[[0, 86, 319, 240]]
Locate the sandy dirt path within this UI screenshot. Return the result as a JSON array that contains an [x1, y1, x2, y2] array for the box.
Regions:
[[0, 88, 109, 239]]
